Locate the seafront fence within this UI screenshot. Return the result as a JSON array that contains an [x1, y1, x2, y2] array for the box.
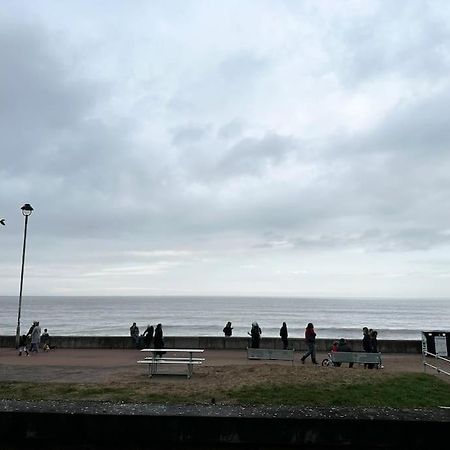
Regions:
[[0, 335, 421, 353], [422, 351, 450, 376]]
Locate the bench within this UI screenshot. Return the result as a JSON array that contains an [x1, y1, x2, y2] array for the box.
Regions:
[[247, 348, 295, 365], [325, 352, 383, 368], [138, 348, 205, 379]]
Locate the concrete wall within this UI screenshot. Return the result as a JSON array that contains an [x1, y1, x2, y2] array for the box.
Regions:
[[0, 335, 422, 353], [0, 401, 448, 449]]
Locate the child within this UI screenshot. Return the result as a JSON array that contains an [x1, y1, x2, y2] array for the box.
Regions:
[[18, 334, 29, 356], [331, 341, 339, 352]]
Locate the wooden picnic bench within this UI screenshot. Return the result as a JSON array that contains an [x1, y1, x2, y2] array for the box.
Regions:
[[323, 351, 383, 368], [137, 348, 205, 379], [247, 348, 295, 365]]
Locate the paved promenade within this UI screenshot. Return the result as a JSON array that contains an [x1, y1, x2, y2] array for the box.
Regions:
[[0, 347, 428, 383]]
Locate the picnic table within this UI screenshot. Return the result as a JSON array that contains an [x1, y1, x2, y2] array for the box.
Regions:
[[137, 348, 205, 379]]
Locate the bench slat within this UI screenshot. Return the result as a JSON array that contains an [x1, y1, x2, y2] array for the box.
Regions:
[[143, 356, 205, 361], [247, 348, 295, 361], [137, 360, 203, 365]]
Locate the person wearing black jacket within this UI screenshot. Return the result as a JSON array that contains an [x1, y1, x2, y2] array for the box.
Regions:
[[248, 322, 262, 348], [280, 322, 288, 349], [154, 323, 165, 357], [223, 322, 233, 337], [362, 327, 373, 368], [142, 324, 154, 348]]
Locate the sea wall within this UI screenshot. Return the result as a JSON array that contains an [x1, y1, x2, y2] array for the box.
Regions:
[[0, 335, 422, 353], [0, 400, 449, 450]]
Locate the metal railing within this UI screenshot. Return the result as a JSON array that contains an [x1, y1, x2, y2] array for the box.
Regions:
[[423, 351, 450, 376]]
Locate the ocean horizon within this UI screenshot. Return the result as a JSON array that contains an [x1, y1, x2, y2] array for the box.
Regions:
[[0, 295, 449, 341]]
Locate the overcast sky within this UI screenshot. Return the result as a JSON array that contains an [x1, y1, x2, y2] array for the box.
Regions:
[[1, 0, 450, 298]]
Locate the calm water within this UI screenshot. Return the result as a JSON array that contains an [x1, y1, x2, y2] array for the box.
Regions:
[[0, 296, 449, 340]]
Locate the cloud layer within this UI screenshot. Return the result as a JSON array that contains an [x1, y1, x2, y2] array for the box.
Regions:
[[1, 1, 450, 297]]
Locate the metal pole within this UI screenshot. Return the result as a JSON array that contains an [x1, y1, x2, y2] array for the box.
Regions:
[[15, 214, 29, 348]]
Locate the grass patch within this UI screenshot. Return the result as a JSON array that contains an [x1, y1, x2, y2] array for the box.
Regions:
[[0, 373, 449, 407], [228, 374, 450, 407]]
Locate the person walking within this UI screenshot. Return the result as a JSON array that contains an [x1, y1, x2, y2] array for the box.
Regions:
[[223, 321, 233, 337], [280, 322, 288, 349], [154, 323, 165, 357], [18, 334, 29, 356], [248, 322, 262, 348], [30, 321, 41, 353], [300, 322, 318, 365]]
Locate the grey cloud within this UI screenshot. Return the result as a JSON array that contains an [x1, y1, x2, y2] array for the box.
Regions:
[[216, 133, 297, 177], [0, 23, 102, 174], [254, 227, 450, 253], [329, 2, 450, 84], [171, 124, 211, 146], [217, 119, 244, 141]]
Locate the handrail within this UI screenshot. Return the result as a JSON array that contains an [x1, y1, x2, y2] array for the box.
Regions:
[[423, 350, 450, 377]]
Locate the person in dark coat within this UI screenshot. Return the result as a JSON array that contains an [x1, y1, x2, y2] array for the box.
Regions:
[[18, 334, 29, 356], [154, 323, 165, 357], [336, 337, 353, 368], [280, 322, 288, 349], [223, 322, 233, 337], [362, 327, 374, 369], [142, 324, 154, 348], [370, 330, 378, 353], [248, 322, 262, 348], [130, 322, 140, 348], [300, 322, 318, 364]]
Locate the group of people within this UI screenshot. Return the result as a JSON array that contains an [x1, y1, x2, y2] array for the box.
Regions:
[[129, 322, 164, 355], [223, 321, 380, 367], [18, 321, 52, 356], [224, 320, 314, 361]]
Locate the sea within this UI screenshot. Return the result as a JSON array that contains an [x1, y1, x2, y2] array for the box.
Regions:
[[0, 296, 449, 341]]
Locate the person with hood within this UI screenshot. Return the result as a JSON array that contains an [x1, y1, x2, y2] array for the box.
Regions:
[[223, 321, 233, 337], [300, 322, 318, 365], [279, 322, 288, 349], [142, 324, 154, 348], [248, 322, 262, 348]]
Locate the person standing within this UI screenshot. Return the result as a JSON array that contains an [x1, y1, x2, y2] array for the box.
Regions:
[[300, 322, 318, 365], [248, 322, 262, 348], [142, 324, 154, 348], [154, 323, 165, 357], [280, 322, 288, 349], [362, 326, 373, 369], [130, 322, 140, 349], [223, 321, 233, 337], [30, 321, 41, 353], [370, 330, 378, 353]]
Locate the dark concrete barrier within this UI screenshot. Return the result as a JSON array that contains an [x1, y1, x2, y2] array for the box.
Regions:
[[0, 400, 448, 449], [0, 335, 422, 353]]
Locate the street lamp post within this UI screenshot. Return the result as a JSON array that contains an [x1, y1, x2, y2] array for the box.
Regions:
[[15, 203, 34, 348]]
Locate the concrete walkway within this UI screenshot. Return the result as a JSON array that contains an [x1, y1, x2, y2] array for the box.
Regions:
[[0, 347, 429, 383]]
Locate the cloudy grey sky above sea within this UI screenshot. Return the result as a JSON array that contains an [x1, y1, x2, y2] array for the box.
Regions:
[[1, 0, 450, 298]]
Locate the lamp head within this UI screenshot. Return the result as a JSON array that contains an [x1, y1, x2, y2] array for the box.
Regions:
[[21, 204, 34, 216]]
